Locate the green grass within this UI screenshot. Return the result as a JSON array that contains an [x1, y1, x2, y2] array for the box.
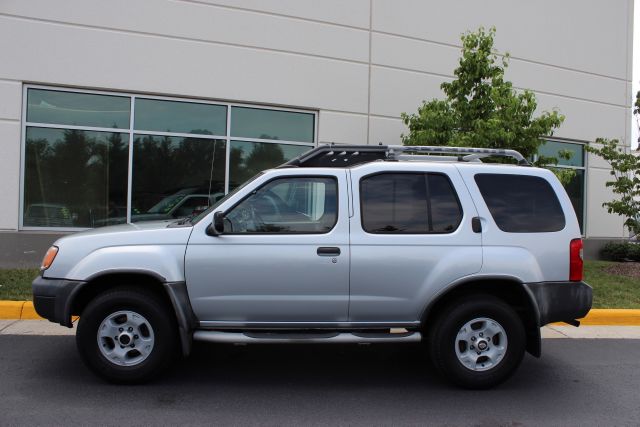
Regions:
[[0, 268, 39, 300], [585, 261, 640, 309], [0, 261, 639, 308]]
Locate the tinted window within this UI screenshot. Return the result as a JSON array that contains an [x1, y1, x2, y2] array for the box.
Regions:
[[225, 177, 337, 233], [475, 174, 565, 233], [23, 127, 129, 228], [134, 98, 226, 135], [229, 140, 310, 190], [231, 107, 315, 142], [131, 135, 226, 223], [428, 174, 463, 232], [360, 173, 462, 234], [27, 89, 130, 129]]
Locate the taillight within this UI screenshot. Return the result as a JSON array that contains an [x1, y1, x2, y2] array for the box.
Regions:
[[569, 238, 583, 281]]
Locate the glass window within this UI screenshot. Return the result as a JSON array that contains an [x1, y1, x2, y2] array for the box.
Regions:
[[22, 86, 317, 229], [428, 174, 464, 233], [23, 127, 129, 228], [224, 177, 337, 233], [231, 107, 314, 142], [360, 173, 462, 234], [556, 168, 585, 233], [131, 135, 226, 222], [27, 89, 130, 129], [229, 140, 310, 190], [134, 98, 226, 136], [475, 174, 566, 233], [538, 140, 584, 167]]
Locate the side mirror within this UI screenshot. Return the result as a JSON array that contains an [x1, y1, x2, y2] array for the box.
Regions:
[[207, 211, 225, 236]]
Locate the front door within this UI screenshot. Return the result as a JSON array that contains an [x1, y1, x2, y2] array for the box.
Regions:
[[185, 172, 349, 324]]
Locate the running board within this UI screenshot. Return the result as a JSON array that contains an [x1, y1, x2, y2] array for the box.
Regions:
[[193, 330, 422, 344]]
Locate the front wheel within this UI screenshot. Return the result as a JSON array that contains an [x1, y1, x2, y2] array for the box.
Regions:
[[76, 287, 178, 383], [428, 295, 526, 389]]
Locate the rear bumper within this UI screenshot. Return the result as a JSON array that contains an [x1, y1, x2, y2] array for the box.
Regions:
[[32, 276, 85, 327], [524, 281, 592, 326]]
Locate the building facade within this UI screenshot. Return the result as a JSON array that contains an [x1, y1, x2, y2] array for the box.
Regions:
[[0, 0, 634, 264]]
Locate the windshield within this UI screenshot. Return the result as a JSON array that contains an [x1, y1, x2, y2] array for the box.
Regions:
[[190, 172, 264, 224]]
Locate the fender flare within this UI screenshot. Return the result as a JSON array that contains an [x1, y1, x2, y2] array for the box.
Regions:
[[66, 270, 198, 357], [419, 274, 542, 357]]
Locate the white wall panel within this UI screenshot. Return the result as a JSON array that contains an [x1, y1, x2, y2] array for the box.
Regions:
[[0, 0, 369, 63], [372, 32, 628, 107], [318, 112, 368, 145], [586, 168, 625, 238], [505, 61, 627, 107], [371, 32, 459, 77], [369, 66, 450, 118], [535, 94, 627, 142], [372, 0, 629, 80], [586, 141, 617, 170], [0, 121, 20, 230], [0, 16, 369, 113], [369, 116, 406, 145], [185, 0, 371, 29], [0, 80, 21, 121]]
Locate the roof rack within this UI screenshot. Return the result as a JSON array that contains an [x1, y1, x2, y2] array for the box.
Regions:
[[283, 144, 530, 168]]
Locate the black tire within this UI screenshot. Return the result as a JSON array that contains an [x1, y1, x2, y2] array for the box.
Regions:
[[76, 287, 179, 384], [428, 295, 525, 389]]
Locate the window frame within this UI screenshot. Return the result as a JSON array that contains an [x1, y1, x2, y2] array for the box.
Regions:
[[19, 84, 317, 231], [358, 171, 464, 235], [220, 175, 340, 235]]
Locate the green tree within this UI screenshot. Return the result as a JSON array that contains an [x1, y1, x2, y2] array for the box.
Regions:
[[586, 138, 640, 234], [401, 27, 572, 182]]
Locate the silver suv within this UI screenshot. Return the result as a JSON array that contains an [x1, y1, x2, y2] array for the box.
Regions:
[[32, 145, 592, 388]]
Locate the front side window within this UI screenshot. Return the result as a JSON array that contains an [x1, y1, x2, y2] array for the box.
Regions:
[[360, 173, 462, 234], [475, 174, 566, 233], [224, 177, 337, 234]]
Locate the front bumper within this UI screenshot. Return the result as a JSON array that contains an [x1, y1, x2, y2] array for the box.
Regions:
[[524, 281, 592, 326], [32, 276, 85, 327]]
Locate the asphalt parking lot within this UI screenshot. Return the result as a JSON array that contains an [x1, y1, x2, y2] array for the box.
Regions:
[[0, 335, 639, 426]]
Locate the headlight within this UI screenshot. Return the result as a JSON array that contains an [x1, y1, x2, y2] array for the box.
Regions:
[[41, 246, 59, 270]]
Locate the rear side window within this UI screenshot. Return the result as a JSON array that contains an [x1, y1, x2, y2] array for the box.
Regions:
[[474, 174, 565, 233], [360, 173, 462, 234]]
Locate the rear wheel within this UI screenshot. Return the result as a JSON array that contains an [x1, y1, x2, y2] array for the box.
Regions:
[[429, 295, 525, 389], [76, 287, 178, 383]]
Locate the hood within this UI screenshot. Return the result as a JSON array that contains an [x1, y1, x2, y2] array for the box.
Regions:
[[43, 220, 193, 279], [54, 219, 193, 247]]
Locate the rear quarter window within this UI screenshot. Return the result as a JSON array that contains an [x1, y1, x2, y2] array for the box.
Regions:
[[474, 174, 565, 233]]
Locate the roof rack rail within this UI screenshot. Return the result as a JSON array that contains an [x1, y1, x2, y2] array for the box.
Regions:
[[283, 144, 530, 168]]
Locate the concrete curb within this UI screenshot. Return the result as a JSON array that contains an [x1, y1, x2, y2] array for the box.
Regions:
[[0, 301, 41, 320], [574, 309, 640, 326], [1, 301, 640, 325]]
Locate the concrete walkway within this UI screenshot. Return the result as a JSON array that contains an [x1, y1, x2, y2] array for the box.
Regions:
[[2, 319, 640, 338]]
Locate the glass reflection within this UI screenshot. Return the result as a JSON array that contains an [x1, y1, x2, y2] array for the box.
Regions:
[[27, 89, 130, 129], [229, 141, 310, 189], [131, 135, 226, 222], [23, 127, 129, 228], [231, 107, 314, 142], [134, 98, 227, 136]]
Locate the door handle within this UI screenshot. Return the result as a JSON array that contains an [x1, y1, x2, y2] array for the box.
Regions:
[[317, 247, 341, 256], [472, 217, 482, 233]]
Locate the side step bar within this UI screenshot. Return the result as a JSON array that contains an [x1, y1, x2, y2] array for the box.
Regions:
[[193, 330, 422, 344]]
